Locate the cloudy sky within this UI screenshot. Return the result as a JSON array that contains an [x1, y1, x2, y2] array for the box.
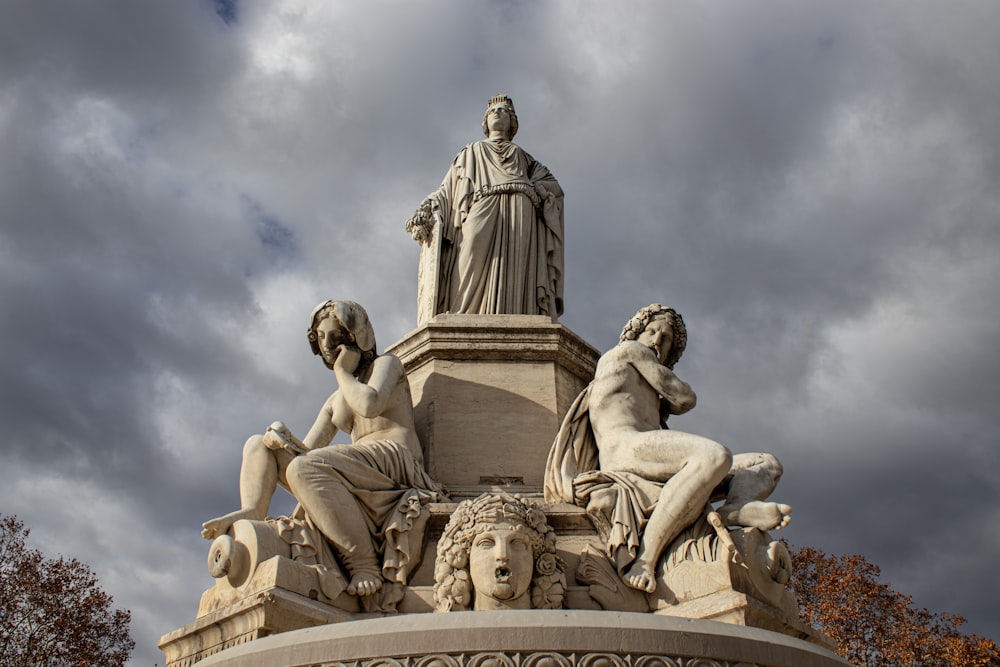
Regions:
[[2, 0, 998, 663]]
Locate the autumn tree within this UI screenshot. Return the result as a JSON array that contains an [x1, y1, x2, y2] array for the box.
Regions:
[[0, 514, 134, 667], [787, 543, 999, 667]]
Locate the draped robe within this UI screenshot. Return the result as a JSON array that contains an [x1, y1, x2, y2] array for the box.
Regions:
[[426, 139, 564, 317]]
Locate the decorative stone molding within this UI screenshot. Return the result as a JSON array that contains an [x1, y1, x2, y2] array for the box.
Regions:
[[191, 611, 848, 667], [296, 654, 764, 667]]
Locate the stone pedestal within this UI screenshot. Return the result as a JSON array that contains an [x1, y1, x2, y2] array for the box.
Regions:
[[161, 502, 830, 667], [191, 610, 850, 667], [158, 587, 360, 667], [387, 314, 599, 491]]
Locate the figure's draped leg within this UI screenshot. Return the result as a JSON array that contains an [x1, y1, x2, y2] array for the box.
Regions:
[[448, 193, 544, 315], [636, 441, 732, 563], [604, 431, 732, 591], [484, 196, 506, 314], [285, 449, 394, 581], [451, 196, 501, 314], [503, 194, 535, 314]]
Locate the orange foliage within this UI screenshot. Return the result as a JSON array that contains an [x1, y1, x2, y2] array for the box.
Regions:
[[0, 515, 134, 667], [787, 543, 999, 667]]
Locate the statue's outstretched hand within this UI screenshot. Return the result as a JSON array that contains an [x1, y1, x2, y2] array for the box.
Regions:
[[263, 421, 307, 455]]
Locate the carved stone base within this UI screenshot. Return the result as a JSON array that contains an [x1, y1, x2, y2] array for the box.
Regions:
[[655, 589, 832, 650], [163, 503, 832, 666], [158, 587, 360, 667], [386, 315, 599, 489], [197, 553, 359, 617], [572, 513, 830, 650], [189, 610, 850, 667]]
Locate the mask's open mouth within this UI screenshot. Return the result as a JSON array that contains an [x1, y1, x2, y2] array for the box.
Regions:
[[495, 566, 512, 583]]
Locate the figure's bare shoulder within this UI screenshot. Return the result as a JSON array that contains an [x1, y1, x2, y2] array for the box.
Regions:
[[364, 353, 410, 411], [372, 351, 400, 367], [597, 340, 656, 370], [618, 340, 656, 359], [371, 352, 406, 380], [593, 342, 649, 394]]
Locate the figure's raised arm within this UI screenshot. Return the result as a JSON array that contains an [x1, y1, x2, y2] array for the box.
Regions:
[[631, 353, 696, 416], [616, 305, 694, 417], [333, 347, 406, 419]]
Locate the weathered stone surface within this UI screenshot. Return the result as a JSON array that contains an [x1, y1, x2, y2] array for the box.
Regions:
[[388, 314, 598, 490], [198, 521, 357, 617], [189, 610, 850, 667], [573, 520, 826, 648], [159, 587, 358, 667], [162, 500, 828, 667]]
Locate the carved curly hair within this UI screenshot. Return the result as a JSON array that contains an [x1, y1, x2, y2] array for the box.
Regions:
[[619, 304, 687, 369], [433, 493, 565, 611]]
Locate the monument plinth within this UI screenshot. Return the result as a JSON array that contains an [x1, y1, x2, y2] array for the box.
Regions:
[[387, 314, 599, 491], [190, 611, 847, 667]]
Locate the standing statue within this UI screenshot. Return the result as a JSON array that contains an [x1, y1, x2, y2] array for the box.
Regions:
[[433, 493, 566, 612], [202, 300, 445, 604], [545, 304, 791, 593], [407, 94, 564, 323]]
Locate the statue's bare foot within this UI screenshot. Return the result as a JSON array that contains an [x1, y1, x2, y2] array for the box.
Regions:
[[201, 508, 257, 540], [347, 571, 383, 597], [719, 501, 792, 531], [622, 559, 657, 593]]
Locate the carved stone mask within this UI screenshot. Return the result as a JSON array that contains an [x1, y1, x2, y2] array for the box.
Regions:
[[469, 521, 534, 610]]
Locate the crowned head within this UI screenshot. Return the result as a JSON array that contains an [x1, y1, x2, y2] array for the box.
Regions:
[[482, 93, 519, 139]]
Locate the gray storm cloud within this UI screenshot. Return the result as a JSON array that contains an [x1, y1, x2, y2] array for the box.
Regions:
[[1, 1, 997, 662]]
